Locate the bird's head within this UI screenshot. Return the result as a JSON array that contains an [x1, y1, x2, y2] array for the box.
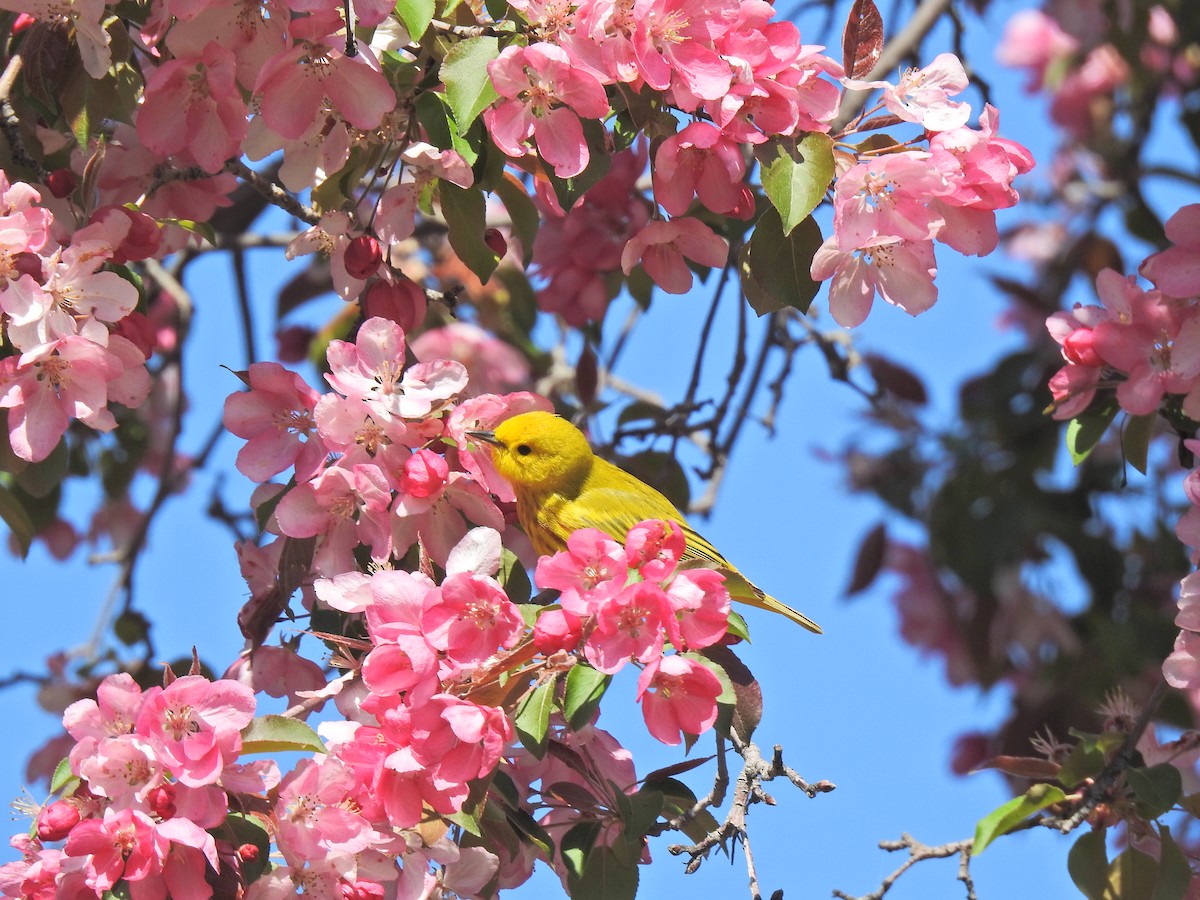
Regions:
[[471, 411, 593, 492]]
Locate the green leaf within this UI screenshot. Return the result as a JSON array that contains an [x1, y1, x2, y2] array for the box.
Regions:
[[50, 757, 77, 795], [561, 821, 601, 878], [493, 173, 540, 266], [739, 209, 822, 316], [613, 786, 663, 842], [725, 609, 750, 642], [1123, 412, 1156, 475], [440, 181, 500, 283], [1109, 847, 1158, 900], [1154, 826, 1191, 900], [1066, 401, 1119, 465], [573, 843, 639, 900], [641, 776, 721, 843], [563, 665, 610, 731], [1057, 741, 1107, 788], [756, 133, 835, 235], [240, 715, 326, 755], [1126, 764, 1183, 819], [513, 679, 556, 758], [972, 783, 1066, 854], [440, 36, 500, 130], [498, 547, 532, 604], [1068, 829, 1109, 900], [0, 483, 35, 558], [394, 0, 435, 40], [222, 813, 271, 883]]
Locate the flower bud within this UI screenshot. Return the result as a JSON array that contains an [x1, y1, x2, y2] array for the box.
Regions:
[[362, 277, 427, 333], [113, 311, 158, 359], [147, 783, 177, 819], [35, 801, 80, 842], [344, 235, 383, 279], [45, 168, 77, 199], [484, 227, 508, 258], [237, 843, 260, 863]]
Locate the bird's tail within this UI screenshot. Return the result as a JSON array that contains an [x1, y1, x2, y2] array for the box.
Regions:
[[719, 567, 823, 634]]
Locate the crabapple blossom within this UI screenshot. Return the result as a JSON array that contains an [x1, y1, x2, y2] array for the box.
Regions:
[[620, 217, 729, 294], [485, 42, 609, 178], [223, 361, 327, 483], [846, 53, 972, 132], [1141, 203, 1200, 300], [652, 122, 746, 216], [636, 655, 723, 745], [137, 42, 248, 173], [421, 571, 525, 668], [810, 237, 938, 328]]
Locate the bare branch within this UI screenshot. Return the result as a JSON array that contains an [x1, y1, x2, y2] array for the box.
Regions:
[[832, 833, 975, 900]]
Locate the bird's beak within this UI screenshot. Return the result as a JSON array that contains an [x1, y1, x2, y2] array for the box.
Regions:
[[467, 430, 501, 447]]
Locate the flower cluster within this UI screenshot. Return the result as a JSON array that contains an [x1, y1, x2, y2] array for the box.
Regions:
[[1045, 204, 1200, 421], [0, 672, 264, 897], [0, 176, 154, 463], [1040, 204, 1200, 703], [812, 58, 1036, 327], [533, 521, 730, 743]]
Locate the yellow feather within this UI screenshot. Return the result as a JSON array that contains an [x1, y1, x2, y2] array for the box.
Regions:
[[477, 411, 822, 634]]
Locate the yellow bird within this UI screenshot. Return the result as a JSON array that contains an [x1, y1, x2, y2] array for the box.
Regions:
[[471, 411, 822, 633]]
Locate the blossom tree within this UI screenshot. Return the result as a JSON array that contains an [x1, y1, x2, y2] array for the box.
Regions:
[[0, 0, 1197, 895]]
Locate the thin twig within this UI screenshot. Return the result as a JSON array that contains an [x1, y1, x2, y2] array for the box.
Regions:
[[832, 833, 976, 900], [225, 159, 322, 225]]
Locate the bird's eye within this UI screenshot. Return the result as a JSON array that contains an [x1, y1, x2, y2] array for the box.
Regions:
[[517, 444, 532, 456]]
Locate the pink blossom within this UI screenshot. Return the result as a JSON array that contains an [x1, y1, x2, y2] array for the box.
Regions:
[[995, 9, 1078, 91], [0, 0, 111, 77], [325, 317, 468, 419], [390, 467, 505, 566], [223, 361, 328, 483], [810, 237, 938, 328], [0, 336, 126, 462], [134, 675, 256, 788], [64, 807, 161, 892], [1, 243, 139, 351], [848, 53, 972, 132], [253, 13, 394, 140], [275, 463, 394, 574], [412, 323, 531, 398], [832, 154, 945, 251], [652, 122, 745, 216], [285, 211, 371, 301], [631, 0, 735, 101], [535, 528, 629, 614], [636, 655, 722, 745], [620, 217, 728, 294], [1047, 364, 1101, 420], [584, 581, 671, 674], [225, 646, 328, 709], [404, 694, 512, 787], [485, 43, 609, 178], [63, 672, 145, 741], [1164, 630, 1200, 690], [1091, 287, 1200, 415], [276, 757, 377, 862], [623, 519, 685, 582], [138, 42, 248, 173], [422, 572, 525, 668], [73, 732, 163, 806], [1141, 204, 1200, 300], [665, 568, 730, 649], [313, 392, 412, 464]]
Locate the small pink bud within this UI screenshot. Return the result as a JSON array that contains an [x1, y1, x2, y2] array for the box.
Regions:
[[147, 784, 177, 819], [45, 169, 77, 199], [237, 843, 260, 863], [113, 311, 158, 358], [401, 448, 449, 498], [344, 235, 383, 279], [1063, 329, 1102, 367], [362, 277, 427, 332], [36, 801, 80, 842], [484, 227, 508, 258]]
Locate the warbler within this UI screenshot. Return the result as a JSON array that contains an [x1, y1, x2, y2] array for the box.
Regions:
[[471, 411, 822, 633]]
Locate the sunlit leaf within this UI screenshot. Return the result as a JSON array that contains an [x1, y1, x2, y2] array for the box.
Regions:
[[973, 783, 1066, 854]]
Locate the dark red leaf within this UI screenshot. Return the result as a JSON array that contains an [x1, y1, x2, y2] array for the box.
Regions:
[[842, 0, 884, 80], [975, 755, 1063, 780], [845, 521, 887, 597], [864, 353, 928, 405], [576, 345, 599, 408], [702, 644, 761, 743]]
